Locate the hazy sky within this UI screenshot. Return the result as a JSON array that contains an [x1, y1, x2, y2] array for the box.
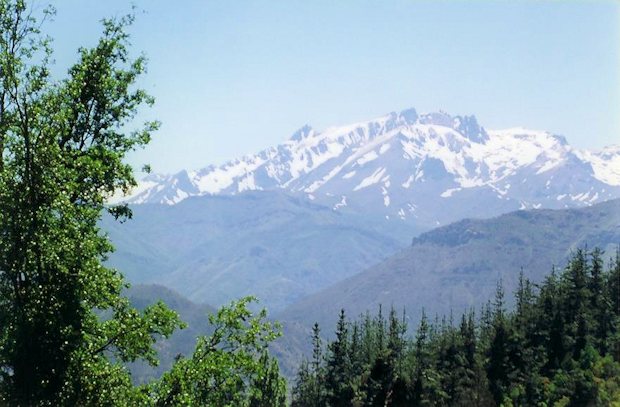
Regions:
[[47, 0, 619, 174]]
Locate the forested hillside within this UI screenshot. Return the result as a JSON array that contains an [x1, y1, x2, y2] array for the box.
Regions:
[[291, 249, 620, 406]]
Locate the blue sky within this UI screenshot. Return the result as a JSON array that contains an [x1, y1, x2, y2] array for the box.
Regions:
[[48, 1, 619, 174]]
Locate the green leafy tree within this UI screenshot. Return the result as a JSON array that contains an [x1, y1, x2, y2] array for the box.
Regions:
[[150, 297, 286, 407], [0, 2, 288, 405], [0, 1, 184, 404]]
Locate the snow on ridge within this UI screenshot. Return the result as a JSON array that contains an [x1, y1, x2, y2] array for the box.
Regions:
[[574, 146, 620, 186], [333, 195, 347, 210], [440, 187, 461, 198], [302, 126, 409, 193], [119, 110, 620, 208]]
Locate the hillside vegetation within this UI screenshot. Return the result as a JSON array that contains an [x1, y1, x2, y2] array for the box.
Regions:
[[291, 249, 620, 406]]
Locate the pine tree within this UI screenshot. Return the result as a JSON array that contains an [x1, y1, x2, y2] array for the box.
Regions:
[[347, 320, 366, 404], [436, 319, 460, 404], [608, 247, 620, 361], [589, 248, 615, 356], [454, 310, 488, 406], [325, 309, 354, 406], [610, 247, 620, 319], [387, 307, 407, 378], [486, 281, 512, 404], [294, 248, 620, 407], [411, 310, 434, 406], [310, 322, 327, 406], [291, 360, 313, 407]]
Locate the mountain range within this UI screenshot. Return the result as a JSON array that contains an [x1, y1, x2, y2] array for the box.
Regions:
[[271, 198, 620, 376], [277, 198, 620, 335], [103, 191, 408, 313], [120, 108, 620, 230], [120, 200, 620, 380], [107, 107, 620, 315]]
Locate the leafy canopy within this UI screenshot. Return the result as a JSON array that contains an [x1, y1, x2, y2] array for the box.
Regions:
[[0, 1, 286, 405]]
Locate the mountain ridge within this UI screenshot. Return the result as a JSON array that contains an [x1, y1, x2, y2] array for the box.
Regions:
[[270, 199, 620, 375], [277, 198, 620, 331], [104, 190, 411, 313], [118, 107, 620, 230]]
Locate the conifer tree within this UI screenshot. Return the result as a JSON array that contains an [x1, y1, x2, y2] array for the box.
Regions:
[[608, 247, 620, 361], [486, 282, 511, 405], [411, 310, 434, 406], [309, 322, 327, 406], [294, 249, 620, 406], [325, 309, 354, 406], [291, 360, 313, 407]]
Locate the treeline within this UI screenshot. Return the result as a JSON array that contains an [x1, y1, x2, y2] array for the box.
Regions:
[[291, 248, 620, 406]]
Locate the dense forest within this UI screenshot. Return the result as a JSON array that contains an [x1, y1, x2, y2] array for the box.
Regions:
[[291, 248, 620, 406]]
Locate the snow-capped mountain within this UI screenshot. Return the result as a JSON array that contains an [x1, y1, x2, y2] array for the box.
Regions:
[[124, 108, 620, 228]]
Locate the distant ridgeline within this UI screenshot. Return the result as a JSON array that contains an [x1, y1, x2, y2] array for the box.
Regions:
[[106, 107, 620, 316], [290, 248, 620, 406], [121, 107, 620, 229], [274, 198, 620, 348]]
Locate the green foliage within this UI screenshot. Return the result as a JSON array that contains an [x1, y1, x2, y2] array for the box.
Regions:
[[0, 2, 286, 405], [149, 297, 286, 406], [292, 248, 620, 406], [0, 1, 182, 404], [324, 310, 354, 406], [291, 323, 327, 407]]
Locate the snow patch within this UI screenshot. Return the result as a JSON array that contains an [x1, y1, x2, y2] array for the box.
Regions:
[[333, 195, 348, 210], [402, 175, 415, 189], [354, 167, 387, 191], [440, 187, 461, 198], [357, 150, 379, 166]]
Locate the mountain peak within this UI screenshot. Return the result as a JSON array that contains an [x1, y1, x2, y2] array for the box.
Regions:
[[289, 124, 315, 141], [452, 115, 489, 143], [418, 111, 453, 127], [123, 107, 620, 214], [397, 107, 419, 125]]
